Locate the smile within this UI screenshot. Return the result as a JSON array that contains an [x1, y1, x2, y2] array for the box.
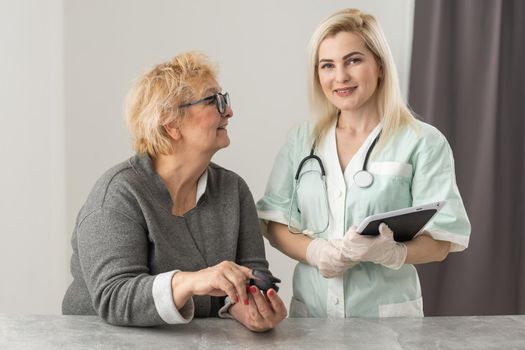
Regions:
[[333, 87, 357, 96]]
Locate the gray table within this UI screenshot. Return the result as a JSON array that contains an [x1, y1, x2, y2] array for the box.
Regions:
[[1, 313, 524, 350]]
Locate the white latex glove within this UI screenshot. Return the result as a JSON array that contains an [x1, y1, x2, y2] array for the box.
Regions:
[[342, 224, 407, 270], [306, 238, 357, 278]]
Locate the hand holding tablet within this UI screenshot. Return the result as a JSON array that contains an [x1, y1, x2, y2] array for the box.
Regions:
[[356, 201, 446, 242]]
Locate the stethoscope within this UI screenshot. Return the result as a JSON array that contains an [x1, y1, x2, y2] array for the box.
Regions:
[[295, 130, 382, 188]]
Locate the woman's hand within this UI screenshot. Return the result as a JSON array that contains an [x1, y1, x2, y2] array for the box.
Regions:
[[306, 238, 357, 278], [342, 224, 407, 270], [171, 261, 253, 309], [229, 286, 287, 332]]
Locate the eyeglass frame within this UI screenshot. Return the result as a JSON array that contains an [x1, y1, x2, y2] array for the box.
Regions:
[[178, 92, 230, 115]]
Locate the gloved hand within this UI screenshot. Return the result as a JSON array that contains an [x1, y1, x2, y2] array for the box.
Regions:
[[306, 238, 357, 278], [342, 224, 407, 270]]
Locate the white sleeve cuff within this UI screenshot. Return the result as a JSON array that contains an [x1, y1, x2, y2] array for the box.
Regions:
[[257, 209, 303, 235], [218, 297, 235, 319], [257, 210, 289, 227], [422, 227, 470, 252], [152, 270, 195, 324]]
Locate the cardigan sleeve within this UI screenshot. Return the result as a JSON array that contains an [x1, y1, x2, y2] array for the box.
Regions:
[[235, 178, 270, 273], [77, 207, 193, 326], [217, 178, 271, 319]]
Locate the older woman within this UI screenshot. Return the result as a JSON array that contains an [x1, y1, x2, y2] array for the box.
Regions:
[[62, 52, 286, 331]]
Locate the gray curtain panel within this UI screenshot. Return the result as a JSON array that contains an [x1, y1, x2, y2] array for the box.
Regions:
[[409, 0, 525, 316]]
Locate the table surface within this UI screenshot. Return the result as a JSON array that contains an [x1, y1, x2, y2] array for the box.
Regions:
[[1, 313, 524, 350]]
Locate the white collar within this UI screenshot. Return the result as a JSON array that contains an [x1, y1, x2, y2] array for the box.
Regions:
[[196, 169, 208, 203]]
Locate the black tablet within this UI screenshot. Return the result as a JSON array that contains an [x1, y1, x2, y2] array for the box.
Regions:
[[356, 201, 446, 242]]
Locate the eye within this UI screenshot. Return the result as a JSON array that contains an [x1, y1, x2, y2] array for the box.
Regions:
[[205, 97, 216, 105], [346, 57, 362, 65], [320, 62, 334, 70]]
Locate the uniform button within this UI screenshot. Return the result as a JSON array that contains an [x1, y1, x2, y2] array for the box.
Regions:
[[333, 297, 339, 305], [335, 190, 343, 198]]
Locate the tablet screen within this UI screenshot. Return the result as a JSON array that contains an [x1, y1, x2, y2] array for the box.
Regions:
[[359, 209, 438, 242]]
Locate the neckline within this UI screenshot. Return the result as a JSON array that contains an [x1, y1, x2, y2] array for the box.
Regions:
[[316, 121, 382, 188], [129, 153, 209, 217]]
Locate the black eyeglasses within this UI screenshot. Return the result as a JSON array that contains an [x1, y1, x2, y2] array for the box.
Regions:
[[178, 92, 231, 115]]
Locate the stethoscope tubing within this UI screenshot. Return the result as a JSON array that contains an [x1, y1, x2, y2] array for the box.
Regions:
[[294, 148, 326, 180], [299, 130, 381, 187], [288, 130, 382, 234]]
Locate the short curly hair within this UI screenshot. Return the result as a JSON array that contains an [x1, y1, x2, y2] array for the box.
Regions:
[[125, 52, 217, 157]]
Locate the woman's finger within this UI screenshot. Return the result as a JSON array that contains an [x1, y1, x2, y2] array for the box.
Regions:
[[266, 288, 287, 318], [249, 285, 274, 320], [246, 288, 265, 322], [217, 274, 240, 304], [236, 264, 256, 279], [223, 268, 249, 305]]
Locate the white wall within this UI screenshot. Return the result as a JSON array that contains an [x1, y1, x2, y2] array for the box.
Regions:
[[64, 0, 415, 311], [0, 0, 414, 314], [0, 0, 66, 313]]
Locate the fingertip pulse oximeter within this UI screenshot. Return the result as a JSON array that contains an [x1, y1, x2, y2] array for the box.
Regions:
[[249, 269, 281, 292]]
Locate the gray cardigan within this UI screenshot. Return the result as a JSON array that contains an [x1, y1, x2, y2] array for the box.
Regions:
[[62, 154, 268, 326]]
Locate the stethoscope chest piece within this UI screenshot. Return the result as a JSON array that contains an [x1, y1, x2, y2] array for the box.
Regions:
[[352, 129, 382, 189], [353, 169, 374, 188]]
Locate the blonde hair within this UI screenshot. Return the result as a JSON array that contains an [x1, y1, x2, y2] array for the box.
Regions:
[[308, 8, 417, 146], [125, 51, 217, 157]]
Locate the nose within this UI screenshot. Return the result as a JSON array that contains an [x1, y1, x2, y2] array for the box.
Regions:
[[221, 104, 233, 119], [335, 65, 350, 84]]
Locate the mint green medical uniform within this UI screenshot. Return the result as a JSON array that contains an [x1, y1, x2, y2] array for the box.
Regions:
[[256, 120, 471, 318]]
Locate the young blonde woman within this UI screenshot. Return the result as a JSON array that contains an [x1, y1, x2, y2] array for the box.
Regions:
[[257, 8, 470, 318], [63, 52, 286, 331]]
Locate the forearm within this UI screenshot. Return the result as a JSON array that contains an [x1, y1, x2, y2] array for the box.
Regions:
[[404, 233, 451, 264], [170, 271, 195, 309], [266, 221, 311, 263]]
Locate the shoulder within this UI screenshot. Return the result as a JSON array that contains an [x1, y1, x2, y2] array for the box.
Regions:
[[208, 163, 248, 188], [79, 157, 143, 221], [391, 120, 455, 168], [208, 162, 240, 180], [86, 159, 136, 205], [207, 163, 254, 200], [415, 119, 447, 142], [287, 120, 314, 144], [275, 120, 315, 161], [395, 119, 449, 149]]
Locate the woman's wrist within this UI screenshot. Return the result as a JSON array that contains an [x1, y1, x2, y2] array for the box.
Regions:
[[227, 302, 245, 323], [171, 271, 194, 309]]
